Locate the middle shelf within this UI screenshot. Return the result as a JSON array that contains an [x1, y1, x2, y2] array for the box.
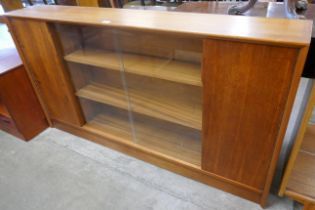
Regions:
[[65, 48, 202, 87], [76, 82, 202, 130]]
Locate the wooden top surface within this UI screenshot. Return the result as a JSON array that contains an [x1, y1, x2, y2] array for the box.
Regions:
[[175, 1, 269, 16], [257, 2, 315, 38], [175, 1, 315, 38], [0, 48, 22, 75], [5, 5, 313, 46]]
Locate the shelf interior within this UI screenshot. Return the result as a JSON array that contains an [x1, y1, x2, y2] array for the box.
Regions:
[[286, 124, 315, 200], [76, 82, 202, 130], [83, 105, 201, 166], [65, 48, 202, 87], [57, 25, 203, 166]]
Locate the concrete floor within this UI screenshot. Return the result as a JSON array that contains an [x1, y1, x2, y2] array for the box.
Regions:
[[0, 128, 296, 210]]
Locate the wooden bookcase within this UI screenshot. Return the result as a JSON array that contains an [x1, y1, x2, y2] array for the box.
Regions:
[[279, 81, 315, 210], [4, 6, 312, 207]]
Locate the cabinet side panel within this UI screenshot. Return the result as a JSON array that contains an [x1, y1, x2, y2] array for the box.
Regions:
[[8, 18, 84, 126], [202, 39, 298, 191]]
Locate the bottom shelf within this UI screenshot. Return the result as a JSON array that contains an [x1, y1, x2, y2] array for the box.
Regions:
[[83, 107, 201, 166], [286, 125, 315, 200]]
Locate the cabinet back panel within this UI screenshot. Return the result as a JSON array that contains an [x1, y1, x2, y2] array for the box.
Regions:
[[55, 24, 202, 63], [91, 69, 202, 106], [85, 27, 202, 63]]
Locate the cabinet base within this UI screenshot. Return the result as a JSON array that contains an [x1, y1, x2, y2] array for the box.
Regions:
[[52, 119, 265, 207]]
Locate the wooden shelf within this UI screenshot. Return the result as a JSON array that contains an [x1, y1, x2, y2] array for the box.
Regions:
[[65, 49, 202, 87], [83, 108, 201, 166], [286, 125, 315, 200], [76, 82, 202, 130]]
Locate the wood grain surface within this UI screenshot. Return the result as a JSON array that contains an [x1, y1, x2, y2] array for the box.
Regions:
[[65, 48, 202, 86], [4, 5, 312, 46], [0, 0, 23, 12], [0, 99, 10, 118], [280, 84, 315, 199], [84, 105, 201, 165], [0, 66, 48, 140], [77, 82, 202, 129], [8, 18, 84, 126], [301, 125, 315, 153], [77, 0, 99, 6], [304, 203, 315, 210], [54, 119, 263, 204], [287, 149, 315, 201], [175, 2, 315, 38], [202, 39, 299, 192]]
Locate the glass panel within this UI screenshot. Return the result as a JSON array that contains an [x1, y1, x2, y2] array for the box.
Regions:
[[307, 80, 315, 125], [55, 23, 202, 166], [55, 24, 133, 142], [302, 80, 315, 154], [114, 29, 202, 166]]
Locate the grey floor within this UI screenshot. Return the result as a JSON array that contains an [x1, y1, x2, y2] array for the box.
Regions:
[[0, 128, 295, 210]]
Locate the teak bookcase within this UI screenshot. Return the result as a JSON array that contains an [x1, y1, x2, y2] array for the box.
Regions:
[[4, 6, 312, 207], [279, 81, 315, 210]]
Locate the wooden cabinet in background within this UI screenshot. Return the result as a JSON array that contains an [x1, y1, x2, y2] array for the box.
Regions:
[[0, 0, 23, 12], [0, 47, 48, 140], [5, 6, 312, 207]]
